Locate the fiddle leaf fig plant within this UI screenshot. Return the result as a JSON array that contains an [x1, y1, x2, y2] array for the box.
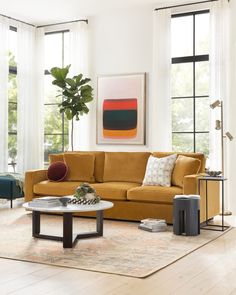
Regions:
[[50, 64, 93, 150]]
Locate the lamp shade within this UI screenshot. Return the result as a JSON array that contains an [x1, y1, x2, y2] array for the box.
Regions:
[[210, 100, 221, 109]]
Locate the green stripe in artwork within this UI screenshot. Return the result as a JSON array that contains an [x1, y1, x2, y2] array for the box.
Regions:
[[103, 110, 137, 130]]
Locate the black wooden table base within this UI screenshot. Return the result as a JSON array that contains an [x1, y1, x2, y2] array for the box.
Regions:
[[32, 210, 104, 248]]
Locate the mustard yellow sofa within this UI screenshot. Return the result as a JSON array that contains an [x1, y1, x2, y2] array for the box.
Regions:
[[24, 151, 220, 223]]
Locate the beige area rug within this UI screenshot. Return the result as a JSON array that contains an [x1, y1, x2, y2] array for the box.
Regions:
[[0, 208, 231, 278]]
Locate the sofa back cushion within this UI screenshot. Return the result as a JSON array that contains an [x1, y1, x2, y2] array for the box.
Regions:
[[63, 153, 95, 182], [171, 155, 201, 187], [49, 153, 64, 163], [71, 151, 105, 182], [103, 152, 151, 183], [152, 152, 205, 173], [49, 151, 105, 182]]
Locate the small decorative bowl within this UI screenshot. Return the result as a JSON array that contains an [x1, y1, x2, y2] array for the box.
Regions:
[[68, 197, 100, 205], [59, 197, 71, 206], [206, 170, 222, 177]]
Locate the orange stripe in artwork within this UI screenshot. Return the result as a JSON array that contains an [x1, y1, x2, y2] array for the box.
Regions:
[[103, 128, 137, 139], [103, 99, 137, 110]]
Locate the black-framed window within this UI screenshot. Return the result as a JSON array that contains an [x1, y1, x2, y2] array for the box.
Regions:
[[171, 10, 210, 156], [44, 30, 69, 165], [8, 26, 17, 172]]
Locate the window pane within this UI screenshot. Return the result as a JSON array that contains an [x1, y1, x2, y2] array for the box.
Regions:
[[45, 33, 62, 70], [172, 133, 193, 152], [8, 163, 17, 173], [171, 16, 193, 57], [44, 135, 63, 162], [44, 31, 69, 164], [9, 103, 17, 132], [44, 75, 61, 103], [195, 61, 209, 96], [9, 29, 17, 66], [8, 73, 17, 103], [8, 29, 17, 171], [196, 133, 209, 156], [171, 12, 209, 155], [64, 134, 69, 151], [171, 63, 193, 97], [195, 13, 209, 55], [44, 105, 62, 134], [172, 98, 193, 132], [195, 97, 210, 132], [8, 134, 17, 164], [64, 32, 70, 67], [64, 117, 69, 135]]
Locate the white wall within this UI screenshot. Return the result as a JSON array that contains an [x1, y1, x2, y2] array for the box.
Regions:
[[84, 3, 236, 213], [88, 6, 155, 151]]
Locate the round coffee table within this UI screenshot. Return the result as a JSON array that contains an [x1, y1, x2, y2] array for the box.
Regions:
[[23, 200, 113, 248]]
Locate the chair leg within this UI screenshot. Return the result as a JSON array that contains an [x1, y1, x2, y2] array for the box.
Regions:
[[10, 181, 13, 209]]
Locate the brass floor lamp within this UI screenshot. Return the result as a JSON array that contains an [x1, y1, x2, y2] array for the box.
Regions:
[[210, 100, 233, 215]]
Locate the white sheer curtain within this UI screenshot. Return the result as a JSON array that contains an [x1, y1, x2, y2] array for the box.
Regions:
[[209, 0, 231, 210], [0, 16, 9, 172], [151, 9, 172, 151], [210, 0, 231, 211], [69, 21, 90, 151], [209, 0, 230, 171], [17, 24, 44, 173], [228, 0, 236, 214]]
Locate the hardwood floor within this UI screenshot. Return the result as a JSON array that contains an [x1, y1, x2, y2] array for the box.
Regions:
[[1, 199, 236, 295]]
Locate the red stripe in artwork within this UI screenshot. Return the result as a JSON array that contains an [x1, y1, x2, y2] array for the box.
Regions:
[[103, 99, 137, 110]]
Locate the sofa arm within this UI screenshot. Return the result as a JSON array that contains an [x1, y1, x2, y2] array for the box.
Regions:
[[183, 174, 220, 222], [24, 170, 47, 202], [183, 174, 200, 195]]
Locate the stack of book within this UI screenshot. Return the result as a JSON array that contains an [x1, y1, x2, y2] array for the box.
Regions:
[[28, 196, 61, 208], [138, 218, 167, 232]]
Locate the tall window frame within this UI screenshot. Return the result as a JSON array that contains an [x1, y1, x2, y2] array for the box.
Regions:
[[8, 25, 17, 172], [171, 10, 210, 155], [44, 30, 69, 165]]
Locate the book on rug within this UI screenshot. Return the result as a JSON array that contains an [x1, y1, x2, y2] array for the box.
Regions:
[[141, 218, 166, 225], [28, 196, 61, 208], [139, 218, 167, 232]]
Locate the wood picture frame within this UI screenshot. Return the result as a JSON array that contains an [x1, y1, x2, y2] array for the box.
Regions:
[[96, 73, 146, 145]]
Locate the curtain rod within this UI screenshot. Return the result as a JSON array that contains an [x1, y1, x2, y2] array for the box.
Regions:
[[36, 19, 88, 28], [0, 13, 35, 27], [155, 0, 223, 11], [0, 13, 88, 28]]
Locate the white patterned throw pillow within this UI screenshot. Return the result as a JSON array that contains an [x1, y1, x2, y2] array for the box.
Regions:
[[142, 154, 177, 187]]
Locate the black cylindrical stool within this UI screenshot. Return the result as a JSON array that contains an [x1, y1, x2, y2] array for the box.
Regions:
[[173, 195, 200, 236]]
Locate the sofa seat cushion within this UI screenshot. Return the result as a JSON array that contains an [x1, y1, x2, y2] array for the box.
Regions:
[[127, 185, 183, 204], [91, 182, 141, 201], [34, 181, 84, 196]]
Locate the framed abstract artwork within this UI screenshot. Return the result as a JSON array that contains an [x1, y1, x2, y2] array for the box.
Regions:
[[97, 73, 146, 145]]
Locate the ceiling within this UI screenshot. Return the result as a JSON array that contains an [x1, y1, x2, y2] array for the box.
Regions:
[[0, 0, 188, 26]]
